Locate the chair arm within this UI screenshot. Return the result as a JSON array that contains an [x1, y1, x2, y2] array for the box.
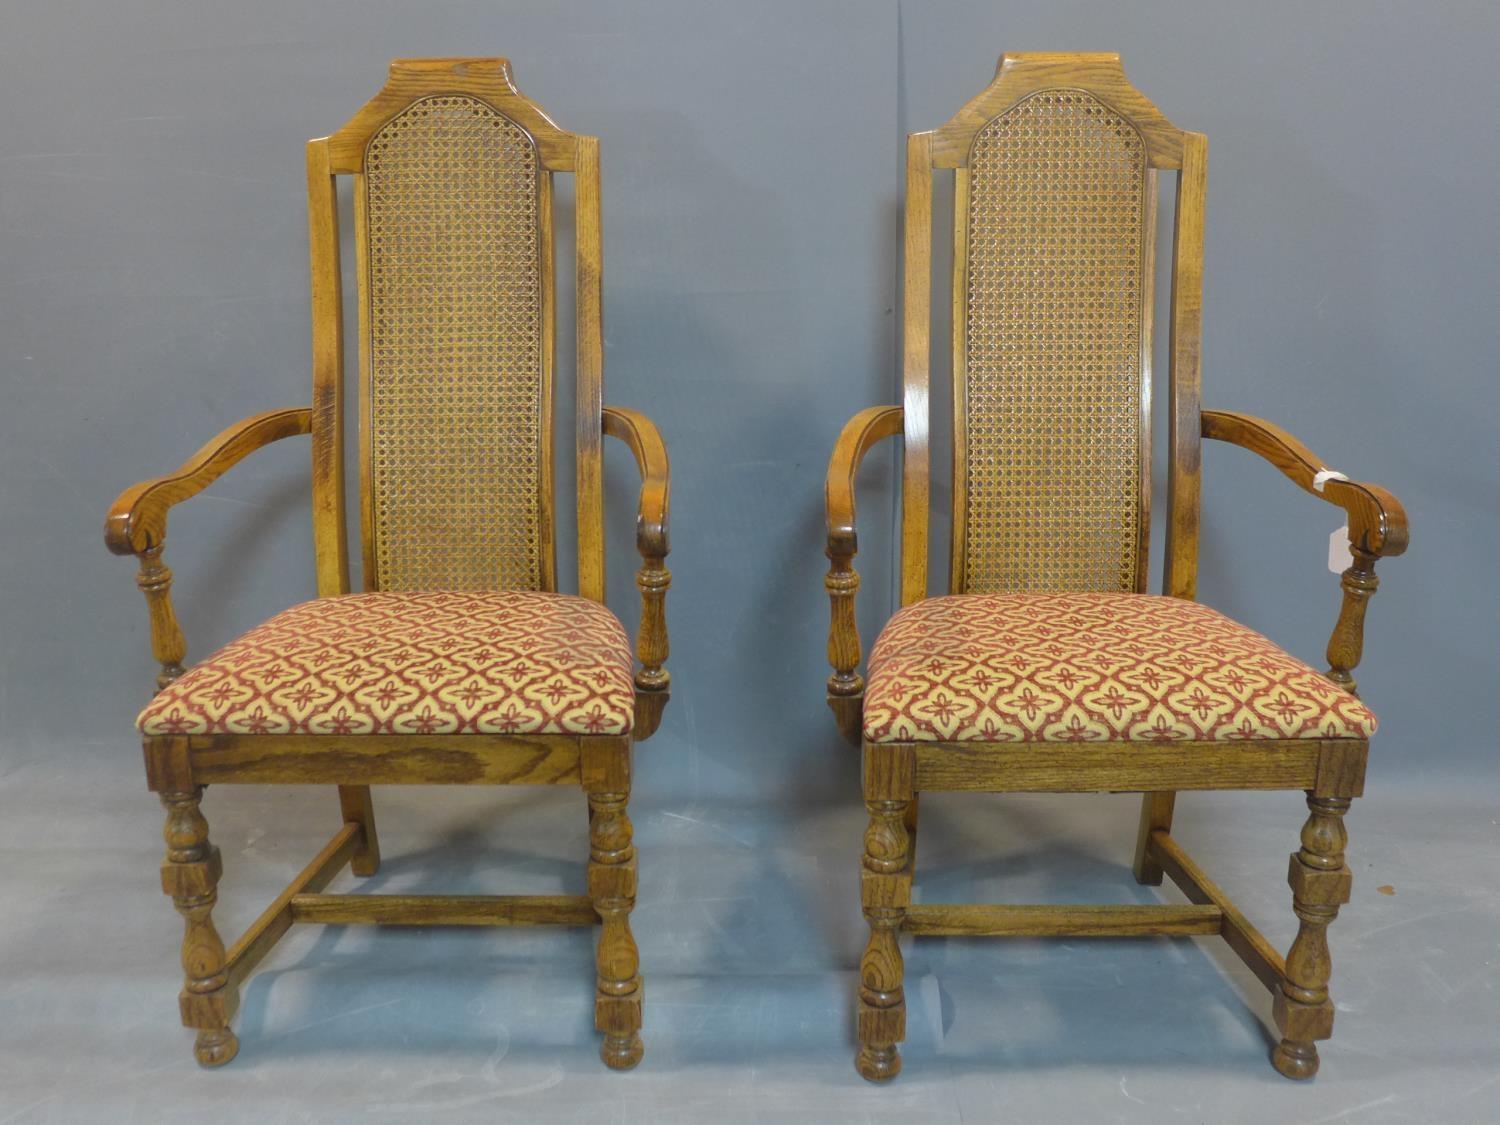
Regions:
[[103, 406, 312, 691], [602, 405, 670, 560], [824, 405, 904, 743], [826, 405, 904, 560], [602, 405, 671, 740], [1201, 408, 1410, 696], [1201, 409, 1407, 559], [105, 406, 314, 556]]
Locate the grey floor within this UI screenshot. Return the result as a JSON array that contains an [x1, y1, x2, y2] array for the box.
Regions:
[[2, 760, 1496, 1124]]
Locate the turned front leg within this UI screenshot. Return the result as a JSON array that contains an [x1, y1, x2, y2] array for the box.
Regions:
[[1273, 795, 1353, 1079], [857, 796, 911, 1081], [588, 787, 643, 1070], [161, 787, 238, 1067]]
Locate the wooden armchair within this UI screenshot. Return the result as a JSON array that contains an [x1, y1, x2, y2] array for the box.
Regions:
[[825, 53, 1408, 1082], [105, 59, 669, 1071]]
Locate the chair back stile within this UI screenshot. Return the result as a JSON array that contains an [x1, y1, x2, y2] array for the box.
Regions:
[[900, 53, 1205, 601], [306, 58, 608, 600]]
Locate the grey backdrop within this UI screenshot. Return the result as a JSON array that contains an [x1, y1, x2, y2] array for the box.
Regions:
[[2, 1, 1499, 1121], [2, 0, 1493, 793]]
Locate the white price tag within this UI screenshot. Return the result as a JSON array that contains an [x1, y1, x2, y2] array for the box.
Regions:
[[1313, 469, 1348, 493], [1329, 525, 1352, 574]]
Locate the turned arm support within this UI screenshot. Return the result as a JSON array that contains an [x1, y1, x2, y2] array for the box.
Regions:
[[103, 406, 313, 690], [1201, 409, 1410, 695], [824, 405, 904, 743], [602, 405, 671, 740]]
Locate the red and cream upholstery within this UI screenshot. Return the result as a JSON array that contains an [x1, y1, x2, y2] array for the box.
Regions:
[[138, 591, 636, 738], [862, 593, 1376, 744]]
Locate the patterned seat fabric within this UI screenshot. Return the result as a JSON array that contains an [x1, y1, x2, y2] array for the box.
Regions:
[[138, 592, 635, 738], [862, 593, 1376, 744]]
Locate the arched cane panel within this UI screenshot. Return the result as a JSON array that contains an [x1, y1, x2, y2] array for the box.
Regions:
[[959, 89, 1150, 593], [363, 94, 544, 590]]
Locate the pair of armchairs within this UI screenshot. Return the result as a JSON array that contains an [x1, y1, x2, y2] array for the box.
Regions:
[[106, 55, 1406, 1082]]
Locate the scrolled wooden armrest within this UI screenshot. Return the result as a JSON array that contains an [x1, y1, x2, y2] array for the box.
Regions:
[[601, 405, 670, 561], [1201, 409, 1408, 559], [602, 405, 671, 741], [103, 406, 311, 693], [826, 405, 904, 560], [823, 405, 904, 744], [105, 406, 314, 556], [1201, 408, 1410, 697]]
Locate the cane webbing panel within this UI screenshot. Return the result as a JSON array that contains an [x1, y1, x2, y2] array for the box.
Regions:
[[364, 95, 544, 591], [961, 89, 1149, 593]]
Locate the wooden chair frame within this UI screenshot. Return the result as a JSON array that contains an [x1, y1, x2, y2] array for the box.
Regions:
[[824, 53, 1408, 1082], [105, 59, 670, 1071]]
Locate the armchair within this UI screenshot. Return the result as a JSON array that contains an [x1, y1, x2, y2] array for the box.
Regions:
[[824, 53, 1408, 1083], [105, 59, 670, 1070]]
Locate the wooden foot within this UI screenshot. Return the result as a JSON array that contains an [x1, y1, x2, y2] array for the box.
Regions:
[[1132, 791, 1176, 884], [856, 794, 910, 1082], [600, 1030, 644, 1071], [856, 1040, 902, 1082], [160, 788, 239, 1067], [1272, 795, 1352, 1080], [1271, 1037, 1320, 1080], [338, 785, 380, 875], [193, 1027, 240, 1068], [587, 770, 643, 1071]]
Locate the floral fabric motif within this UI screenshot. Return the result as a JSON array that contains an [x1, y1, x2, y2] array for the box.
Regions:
[[138, 591, 635, 738], [862, 593, 1376, 744]]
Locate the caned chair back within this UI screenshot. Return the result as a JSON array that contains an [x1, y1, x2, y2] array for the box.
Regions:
[[308, 59, 610, 600], [900, 53, 1206, 603]]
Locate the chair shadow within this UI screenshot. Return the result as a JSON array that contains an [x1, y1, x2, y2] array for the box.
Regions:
[[678, 784, 1294, 1074], [232, 794, 602, 1062], [173, 472, 315, 647], [900, 796, 1288, 1076]]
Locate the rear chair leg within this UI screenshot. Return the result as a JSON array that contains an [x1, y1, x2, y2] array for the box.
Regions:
[[338, 785, 381, 876], [160, 788, 239, 1067], [1132, 791, 1176, 884], [1272, 795, 1354, 1079], [856, 795, 911, 1081], [588, 784, 643, 1070]]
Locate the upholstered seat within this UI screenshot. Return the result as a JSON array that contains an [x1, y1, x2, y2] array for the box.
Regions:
[[138, 591, 636, 738], [862, 593, 1376, 744]]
